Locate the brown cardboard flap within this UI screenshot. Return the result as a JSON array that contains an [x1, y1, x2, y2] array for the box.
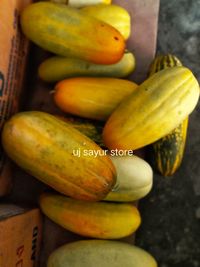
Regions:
[[0, 0, 32, 196], [0, 207, 42, 267]]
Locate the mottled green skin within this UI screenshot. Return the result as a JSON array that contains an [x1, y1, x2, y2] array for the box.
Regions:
[[58, 116, 104, 147], [148, 118, 188, 176], [148, 54, 188, 176]]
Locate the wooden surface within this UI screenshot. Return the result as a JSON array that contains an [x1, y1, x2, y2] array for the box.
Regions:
[[4, 1, 160, 266]]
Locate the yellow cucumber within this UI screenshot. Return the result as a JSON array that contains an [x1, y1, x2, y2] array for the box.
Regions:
[[103, 67, 199, 150], [20, 2, 125, 64], [54, 77, 138, 120], [81, 4, 131, 40], [40, 193, 141, 239], [38, 52, 135, 82], [2, 111, 116, 201]]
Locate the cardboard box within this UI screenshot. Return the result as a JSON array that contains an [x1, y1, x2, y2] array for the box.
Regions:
[[0, 0, 32, 196], [0, 204, 42, 267]]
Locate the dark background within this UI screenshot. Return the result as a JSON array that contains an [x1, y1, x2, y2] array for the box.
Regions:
[[136, 1, 200, 266]]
